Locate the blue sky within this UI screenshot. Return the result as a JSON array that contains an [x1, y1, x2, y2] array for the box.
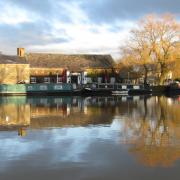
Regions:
[[0, 0, 179, 59]]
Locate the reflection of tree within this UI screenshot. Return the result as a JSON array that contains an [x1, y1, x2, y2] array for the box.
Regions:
[[123, 96, 180, 167], [18, 127, 27, 137]]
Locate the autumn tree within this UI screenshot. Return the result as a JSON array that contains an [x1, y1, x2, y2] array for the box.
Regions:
[[120, 14, 180, 85], [145, 14, 180, 84], [172, 42, 180, 80], [120, 31, 153, 84], [115, 56, 143, 83]]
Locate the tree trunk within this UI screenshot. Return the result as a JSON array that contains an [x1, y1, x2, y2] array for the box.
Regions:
[[143, 96, 148, 120], [159, 63, 166, 85], [143, 65, 148, 85]]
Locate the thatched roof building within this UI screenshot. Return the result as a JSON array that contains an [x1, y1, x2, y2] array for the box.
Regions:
[[27, 53, 115, 71]]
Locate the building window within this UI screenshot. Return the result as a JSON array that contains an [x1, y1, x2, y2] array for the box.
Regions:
[[44, 77, 50, 83], [57, 77, 62, 83], [30, 77, 36, 83]]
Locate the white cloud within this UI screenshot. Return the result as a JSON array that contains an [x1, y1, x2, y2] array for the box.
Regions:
[[0, 2, 38, 25], [29, 24, 131, 59], [0, 1, 136, 59], [27, 2, 135, 59], [0, 0, 179, 58]]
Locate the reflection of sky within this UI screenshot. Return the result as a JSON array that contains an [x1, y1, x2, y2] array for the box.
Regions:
[[1, 96, 180, 176], [0, 118, 124, 172]]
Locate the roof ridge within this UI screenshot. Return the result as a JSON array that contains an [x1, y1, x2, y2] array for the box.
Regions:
[[28, 52, 112, 56]]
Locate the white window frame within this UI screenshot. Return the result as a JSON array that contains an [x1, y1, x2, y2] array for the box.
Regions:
[[31, 77, 36, 84], [57, 77, 62, 83], [44, 77, 50, 83]]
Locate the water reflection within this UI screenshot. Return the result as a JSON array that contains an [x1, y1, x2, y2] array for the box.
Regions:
[[0, 96, 143, 131], [0, 95, 180, 170], [0, 96, 30, 131], [122, 96, 180, 167]]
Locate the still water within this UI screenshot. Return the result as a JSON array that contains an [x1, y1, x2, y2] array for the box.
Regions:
[[0, 95, 180, 180]]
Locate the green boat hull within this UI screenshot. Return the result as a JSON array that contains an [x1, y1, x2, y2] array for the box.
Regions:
[[0, 84, 73, 95]]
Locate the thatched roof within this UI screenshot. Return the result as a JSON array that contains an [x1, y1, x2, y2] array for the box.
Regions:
[[27, 53, 115, 71], [0, 54, 27, 64]]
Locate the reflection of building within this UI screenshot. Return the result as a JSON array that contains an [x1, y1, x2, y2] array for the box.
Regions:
[[0, 96, 145, 132], [29, 97, 114, 129], [0, 102, 30, 130], [0, 95, 141, 132]]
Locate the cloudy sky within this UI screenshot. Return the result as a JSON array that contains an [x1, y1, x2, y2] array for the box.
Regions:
[[0, 0, 179, 59]]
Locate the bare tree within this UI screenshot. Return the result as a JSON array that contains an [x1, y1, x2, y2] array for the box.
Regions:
[[121, 31, 153, 84], [144, 14, 180, 84], [120, 14, 180, 85]]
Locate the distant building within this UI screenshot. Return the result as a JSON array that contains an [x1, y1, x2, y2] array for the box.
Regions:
[[25, 48, 115, 84], [27, 53, 115, 84]]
